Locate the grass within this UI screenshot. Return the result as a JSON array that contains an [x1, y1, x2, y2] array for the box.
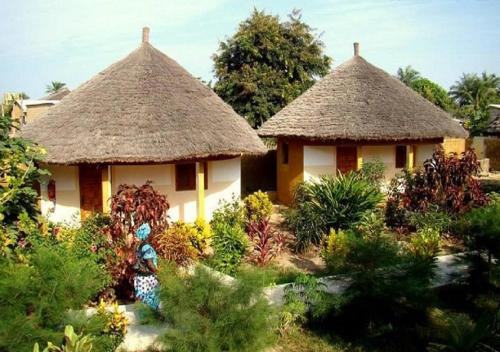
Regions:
[[276, 328, 350, 352]]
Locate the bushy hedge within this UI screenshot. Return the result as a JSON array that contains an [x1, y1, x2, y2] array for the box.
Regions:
[[285, 173, 383, 252]]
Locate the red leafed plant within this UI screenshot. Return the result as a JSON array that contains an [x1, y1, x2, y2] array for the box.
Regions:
[[109, 182, 170, 297], [386, 148, 488, 228], [247, 219, 288, 266]]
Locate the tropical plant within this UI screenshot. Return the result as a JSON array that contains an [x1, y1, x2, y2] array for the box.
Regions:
[[286, 173, 383, 251], [449, 72, 500, 135], [397, 65, 421, 86], [0, 246, 108, 351], [154, 221, 198, 266], [408, 207, 453, 233], [109, 182, 169, 295], [246, 218, 285, 266], [213, 9, 331, 128], [33, 325, 94, 352], [410, 227, 441, 259], [45, 81, 66, 94], [461, 194, 500, 279], [386, 149, 488, 230], [191, 218, 212, 255], [209, 222, 248, 274], [95, 300, 128, 350], [427, 308, 500, 352], [157, 264, 278, 352], [243, 190, 273, 223]]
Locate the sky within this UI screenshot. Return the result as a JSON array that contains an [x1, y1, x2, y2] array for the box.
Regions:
[[1, 0, 499, 99]]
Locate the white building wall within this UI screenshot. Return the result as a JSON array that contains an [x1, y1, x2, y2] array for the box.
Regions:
[[415, 144, 438, 167], [41, 165, 81, 225], [362, 145, 397, 179], [303, 146, 336, 182], [112, 157, 241, 223]]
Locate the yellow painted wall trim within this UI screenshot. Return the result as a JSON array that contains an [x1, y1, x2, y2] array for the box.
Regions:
[[197, 162, 205, 220], [101, 165, 112, 213], [357, 146, 363, 170], [407, 145, 415, 170]]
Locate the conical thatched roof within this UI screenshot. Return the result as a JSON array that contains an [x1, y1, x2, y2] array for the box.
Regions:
[[23, 28, 266, 165], [259, 44, 467, 141]]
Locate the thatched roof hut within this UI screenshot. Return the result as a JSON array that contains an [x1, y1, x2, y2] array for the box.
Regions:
[[23, 28, 266, 164], [258, 43, 467, 141]]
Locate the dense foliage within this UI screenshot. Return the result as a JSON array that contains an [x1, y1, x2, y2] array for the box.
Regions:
[[158, 264, 277, 352], [286, 173, 383, 252], [397, 65, 421, 86], [0, 246, 110, 351], [0, 115, 47, 226], [154, 221, 199, 266], [450, 72, 500, 135], [410, 78, 455, 112], [213, 9, 332, 128], [109, 182, 169, 295], [386, 149, 487, 229]]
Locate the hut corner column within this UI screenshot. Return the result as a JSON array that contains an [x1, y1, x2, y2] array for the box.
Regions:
[[196, 162, 205, 220], [101, 165, 112, 213], [356, 146, 363, 170], [407, 145, 415, 170]]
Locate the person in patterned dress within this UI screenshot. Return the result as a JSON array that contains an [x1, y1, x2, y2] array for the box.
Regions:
[[133, 223, 160, 310]]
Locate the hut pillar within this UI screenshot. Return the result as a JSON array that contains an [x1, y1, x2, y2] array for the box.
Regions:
[[101, 165, 112, 213], [406, 145, 415, 170], [356, 146, 363, 170], [196, 162, 205, 220]]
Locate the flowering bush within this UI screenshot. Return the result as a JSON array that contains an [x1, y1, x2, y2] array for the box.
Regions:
[[96, 300, 128, 350], [243, 190, 273, 223], [154, 222, 198, 266]]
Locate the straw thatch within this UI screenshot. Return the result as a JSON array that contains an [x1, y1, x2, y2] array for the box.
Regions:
[[487, 105, 500, 136], [259, 49, 467, 141], [22, 31, 266, 165], [41, 86, 70, 101]]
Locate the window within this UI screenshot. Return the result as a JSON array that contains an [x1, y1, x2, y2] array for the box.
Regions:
[[396, 146, 407, 168], [175, 163, 208, 191], [282, 143, 289, 165]]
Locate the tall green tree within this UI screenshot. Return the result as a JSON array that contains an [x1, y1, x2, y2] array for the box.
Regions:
[[410, 78, 455, 112], [397, 65, 421, 87], [449, 72, 500, 135], [213, 9, 332, 128], [45, 81, 66, 94]]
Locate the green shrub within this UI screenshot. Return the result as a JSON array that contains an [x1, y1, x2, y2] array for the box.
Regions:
[[286, 173, 383, 251], [211, 196, 245, 229], [360, 160, 386, 186], [243, 190, 273, 223], [209, 222, 248, 274], [0, 245, 109, 351], [157, 263, 277, 352], [408, 207, 452, 233], [409, 227, 441, 258], [318, 213, 436, 335]]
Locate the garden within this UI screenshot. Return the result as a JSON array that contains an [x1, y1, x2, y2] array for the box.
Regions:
[[1, 112, 499, 352]]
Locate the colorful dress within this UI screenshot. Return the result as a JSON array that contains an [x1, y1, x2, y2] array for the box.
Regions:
[[134, 242, 160, 310]]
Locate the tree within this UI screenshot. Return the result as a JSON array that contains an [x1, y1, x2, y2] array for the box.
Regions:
[[213, 9, 332, 128], [410, 78, 455, 112], [45, 81, 66, 94], [449, 72, 500, 135], [397, 65, 421, 86]]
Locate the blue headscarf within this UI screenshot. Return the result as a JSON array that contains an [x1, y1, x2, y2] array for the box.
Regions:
[[135, 223, 151, 241]]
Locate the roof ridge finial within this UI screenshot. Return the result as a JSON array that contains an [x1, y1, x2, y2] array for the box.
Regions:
[[353, 42, 360, 56], [142, 27, 150, 44]]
